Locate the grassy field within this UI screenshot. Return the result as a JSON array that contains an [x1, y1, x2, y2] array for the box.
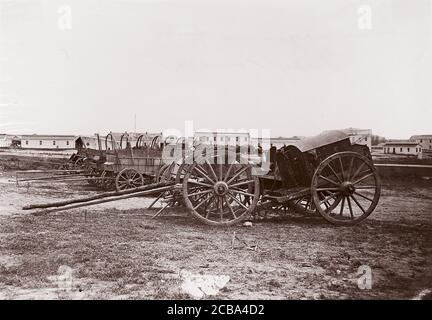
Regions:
[[0, 171, 431, 299]]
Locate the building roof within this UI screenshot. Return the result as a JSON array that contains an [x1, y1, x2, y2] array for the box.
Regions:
[[410, 135, 432, 140], [323, 128, 371, 135], [195, 130, 250, 135], [383, 141, 420, 146], [20, 134, 76, 140], [271, 136, 303, 141]]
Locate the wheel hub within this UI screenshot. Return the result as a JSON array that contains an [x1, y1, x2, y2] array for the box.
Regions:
[[340, 181, 355, 196], [214, 181, 229, 196]]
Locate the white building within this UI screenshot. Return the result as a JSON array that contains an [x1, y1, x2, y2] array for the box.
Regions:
[[341, 128, 372, 150], [410, 135, 432, 151], [194, 131, 250, 146], [20, 135, 76, 150], [383, 141, 421, 156], [268, 136, 303, 149], [321, 128, 372, 150], [75, 135, 100, 150]]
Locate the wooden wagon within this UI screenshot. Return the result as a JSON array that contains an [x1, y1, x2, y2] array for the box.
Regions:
[[28, 131, 381, 227]]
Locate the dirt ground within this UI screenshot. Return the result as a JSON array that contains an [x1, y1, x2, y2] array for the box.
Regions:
[[0, 169, 431, 300]]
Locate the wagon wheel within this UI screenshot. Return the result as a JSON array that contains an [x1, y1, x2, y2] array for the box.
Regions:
[[156, 163, 173, 183], [85, 167, 99, 187], [101, 171, 116, 190], [115, 168, 144, 191], [73, 157, 84, 168], [92, 170, 107, 189], [311, 151, 381, 226], [182, 153, 260, 226], [154, 163, 180, 207]]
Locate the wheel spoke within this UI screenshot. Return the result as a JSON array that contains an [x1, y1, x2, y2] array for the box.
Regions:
[[347, 157, 354, 180], [187, 180, 213, 188], [350, 195, 366, 214], [219, 161, 223, 181], [229, 179, 255, 188], [327, 163, 343, 183], [338, 157, 345, 180], [318, 175, 340, 187], [339, 196, 345, 215], [352, 172, 374, 185], [355, 185, 376, 190], [224, 160, 235, 182], [205, 160, 218, 182], [226, 166, 249, 185], [346, 196, 354, 219], [187, 189, 213, 198], [203, 195, 214, 215], [350, 162, 366, 182], [193, 197, 209, 210], [227, 192, 249, 210], [224, 196, 237, 219], [353, 191, 374, 202], [194, 165, 215, 184]]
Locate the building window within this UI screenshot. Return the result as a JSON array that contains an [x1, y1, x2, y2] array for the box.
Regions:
[[39, 141, 42, 145], [236, 137, 240, 142], [400, 148, 403, 152], [365, 137, 367, 141], [420, 139, 423, 143], [25, 141, 28, 145], [53, 141, 56, 146], [66, 141, 69, 146], [213, 137, 216, 142], [407, 147, 410, 152]]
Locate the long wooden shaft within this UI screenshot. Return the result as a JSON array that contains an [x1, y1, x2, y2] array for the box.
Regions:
[[18, 174, 89, 182], [22, 177, 104, 183], [16, 170, 85, 174], [31, 185, 176, 216], [23, 181, 175, 210]]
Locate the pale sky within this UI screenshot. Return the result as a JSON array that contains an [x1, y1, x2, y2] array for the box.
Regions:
[[0, 0, 431, 138]]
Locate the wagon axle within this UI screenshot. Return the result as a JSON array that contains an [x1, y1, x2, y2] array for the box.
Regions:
[[339, 181, 356, 196]]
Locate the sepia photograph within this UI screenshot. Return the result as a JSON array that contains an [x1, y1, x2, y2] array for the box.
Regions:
[[0, 0, 431, 307]]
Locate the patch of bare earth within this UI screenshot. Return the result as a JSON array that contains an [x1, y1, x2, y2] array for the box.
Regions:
[[0, 172, 431, 299]]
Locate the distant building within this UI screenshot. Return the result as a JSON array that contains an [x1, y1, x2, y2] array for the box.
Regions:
[[194, 131, 250, 146], [0, 134, 13, 148], [383, 141, 422, 156], [268, 136, 303, 149], [322, 128, 372, 150], [410, 135, 432, 151], [75, 135, 100, 150], [341, 128, 372, 150], [20, 135, 76, 150]]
